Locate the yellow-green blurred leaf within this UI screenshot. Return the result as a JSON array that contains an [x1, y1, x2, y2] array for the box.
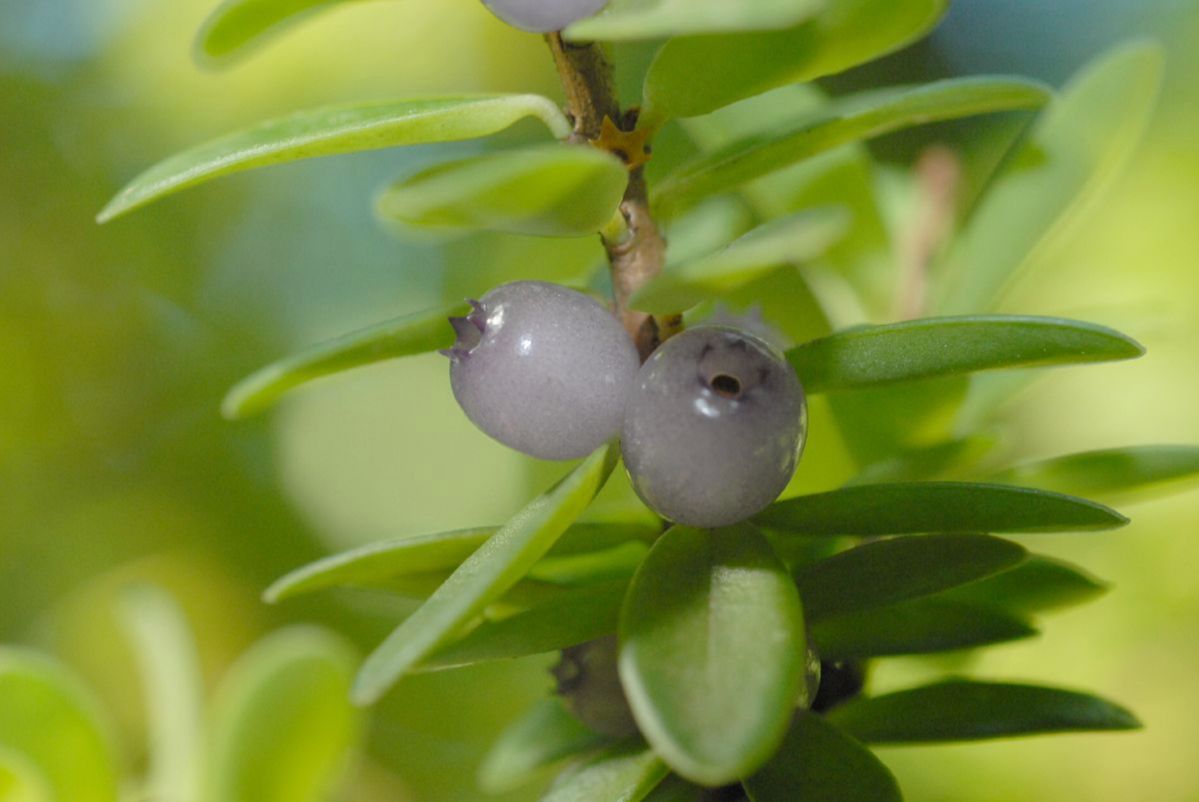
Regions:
[[541, 742, 668, 802], [988, 445, 1199, 501], [196, 0, 364, 65], [478, 699, 607, 794], [565, 0, 824, 41]]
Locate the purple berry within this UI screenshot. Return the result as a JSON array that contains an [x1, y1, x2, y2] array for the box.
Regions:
[[621, 326, 807, 527], [481, 0, 610, 33], [445, 281, 639, 461]]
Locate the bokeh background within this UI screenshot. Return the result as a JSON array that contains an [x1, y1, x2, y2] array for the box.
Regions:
[[2, 0, 1197, 800]]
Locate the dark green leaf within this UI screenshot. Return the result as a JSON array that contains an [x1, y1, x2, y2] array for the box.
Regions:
[[630, 207, 848, 314], [757, 482, 1127, 535], [829, 680, 1140, 742], [376, 145, 628, 238], [353, 444, 619, 704], [528, 541, 649, 585], [195, 0, 360, 64], [541, 742, 668, 802], [940, 556, 1108, 616], [743, 710, 900, 802], [988, 445, 1199, 500], [619, 525, 804, 785], [565, 0, 823, 41], [937, 42, 1164, 313], [98, 95, 571, 222], [787, 315, 1143, 394], [478, 699, 608, 794], [655, 77, 1050, 211], [810, 598, 1036, 659], [794, 534, 1026, 621], [642, 0, 949, 120]]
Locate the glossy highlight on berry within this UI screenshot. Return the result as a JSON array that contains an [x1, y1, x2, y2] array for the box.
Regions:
[[480, 0, 610, 33]]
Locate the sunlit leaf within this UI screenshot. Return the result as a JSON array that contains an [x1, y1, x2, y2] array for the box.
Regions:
[[619, 525, 803, 785], [940, 556, 1107, 616], [478, 698, 608, 794], [811, 598, 1036, 659], [266, 521, 654, 603], [98, 95, 572, 222], [642, 0, 949, 120], [655, 77, 1049, 211], [376, 145, 628, 237], [936, 42, 1164, 313], [118, 585, 204, 802], [630, 207, 848, 314], [743, 710, 900, 802], [196, 0, 363, 65], [828, 680, 1140, 742], [988, 445, 1199, 500], [756, 482, 1127, 535], [541, 742, 668, 802], [794, 534, 1026, 620], [0, 751, 52, 802], [565, 0, 823, 41], [210, 627, 363, 802], [787, 315, 1143, 394], [0, 649, 119, 802], [354, 443, 619, 704]]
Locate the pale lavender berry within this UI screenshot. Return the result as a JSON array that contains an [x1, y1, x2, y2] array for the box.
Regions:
[[621, 326, 807, 527], [444, 281, 639, 461], [481, 0, 609, 33]]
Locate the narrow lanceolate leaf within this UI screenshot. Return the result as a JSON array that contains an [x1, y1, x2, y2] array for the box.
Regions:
[[98, 95, 572, 222], [794, 534, 1026, 621], [376, 145, 628, 237], [223, 302, 464, 419], [756, 482, 1127, 536], [265, 522, 654, 603], [655, 77, 1050, 211], [565, 0, 823, 41], [478, 699, 608, 794], [940, 556, 1108, 616], [211, 628, 363, 802], [118, 586, 204, 802], [810, 598, 1036, 659], [422, 581, 628, 671], [743, 710, 901, 802], [937, 42, 1164, 313], [619, 525, 804, 786], [787, 316, 1143, 394], [353, 443, 619, 704], [988, 445, 1199, 500], [629, 207, 848, 314], [0, 649, 120, 802], [828, 680, 1140, 743], [541, 743, 668, 802], [643, 0, 949, 120], [196, 0, 361, 65]]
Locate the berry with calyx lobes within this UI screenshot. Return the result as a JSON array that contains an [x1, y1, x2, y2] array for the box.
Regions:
[[481, 0, 610, 33], [621, 326, 807, 527], [444, 281, 638, 461]]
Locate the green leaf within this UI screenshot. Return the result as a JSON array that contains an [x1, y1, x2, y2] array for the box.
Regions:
[[810, 598, 1036, 659], [787, 315, 1143, 394], [940, 556, 1108, 616], [743, 710, 900, 802], [828, 680, 1140, 743], [794, 534, 1026, 621], [195, 0, 361, 65], [0, 751, 52, 802], [353, 443, 619, 704], [629, 207, 849, 314], [479, 699, 608, 794], [756, 482, 1127, 535], [223, 302, 464, 420], [528, 541, 649, 585], [118, 585, 205, 802], [642, 0, 949, 120], [988, 445, 1199, 500], [98, 95, 572, 222], [565, 0, 824, 41], [0, 649, 119, 802], [422, 580, 628, 671], [619, 525, 804, 785], [541, 742, 668, 802], [849, 436, 997, 485], [655, 77, 1050, 211], [936, 42, 1164, 313], [266, 521, 654, 603], [376, 145, 628, 238], [210, 627, 363, 802]]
